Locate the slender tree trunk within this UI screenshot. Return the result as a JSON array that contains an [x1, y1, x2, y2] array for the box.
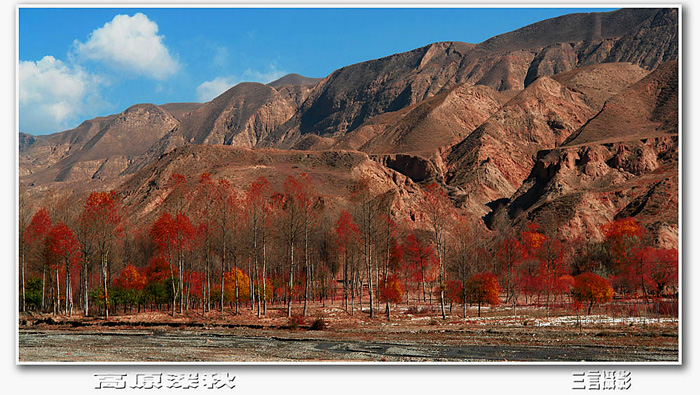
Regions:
[[437, 239, 446, 320], [233, 252, 239, 315], [83, 262, 89, 316], [21, 248, 26, 313], [55, 269, 60, 315], [41, 266, 46, 311], [288, 238, 294, 318], [262, 237, 267, 315], [462, 282, 468, 318], [367, 239, 374, 318], [344, 253, 349, 312], [102, 253, 109, 319], [65, 259, 72, 316], [303, 224, 309, 317], [253, 223, 259, 316], [220, 254, 225, 316]]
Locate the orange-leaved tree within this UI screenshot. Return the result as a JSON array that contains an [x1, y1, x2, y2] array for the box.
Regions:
[[466, 272, 500, 317], [379, 274, 404, 308], [572, 272, 614, 314]]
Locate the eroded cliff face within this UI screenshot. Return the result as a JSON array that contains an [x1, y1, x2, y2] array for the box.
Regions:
[[496, 135, 677, 247], [479, 58, 678, 245]]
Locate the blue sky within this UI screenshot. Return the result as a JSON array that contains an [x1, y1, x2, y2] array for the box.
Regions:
[[18, 7, 614, 135]]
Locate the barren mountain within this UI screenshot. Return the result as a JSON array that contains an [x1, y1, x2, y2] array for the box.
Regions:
[[563, 60, 678, 147], [18, 8, 678, 245], [490, 61, 678, 246], [21, 104, 178, 185], [264, 8, 677, 145], [127, 82, 297, 174], [444, 75, 600, 214], [120, 145, 427, 228]]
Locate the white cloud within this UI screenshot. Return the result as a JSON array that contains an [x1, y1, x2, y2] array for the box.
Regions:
[[196, 76, 239, 102], [19, 56, 104, 134], [74, 13, 179, 80]]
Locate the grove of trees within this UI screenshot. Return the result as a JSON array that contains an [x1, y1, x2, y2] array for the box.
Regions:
[[19, 174, 679, 322]]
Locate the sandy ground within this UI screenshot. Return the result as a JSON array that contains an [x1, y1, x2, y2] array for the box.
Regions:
[[17, 303, 679, 363]]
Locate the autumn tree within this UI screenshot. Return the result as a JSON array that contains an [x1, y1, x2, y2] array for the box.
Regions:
[[519, 224, 567, 316], [212, 178, 241, 314], [192, 173, 217, 313], [80, 191, 123, 319], [403, 232, 437, 305], [47, 222, 80, 315], [449, 215, 487, 317], [150, 212, 196, 316], [350, 178, 390, 318], [113, 264, 146, 312], [245, 177, 273, 316], [633, 247, 679, 297], [466, 272, 500, 317], [276, 174, 320, 317], [18, 190, 32, 312], [24, 208, 52, 311], [335, 210, 361, 314], [378, 191, 397, 320], [423, 183, 453, 319], [379, 274, 404, 320], [602, 217, 643, 275], [572, 273, 614, 314], [493, 231, 522, 311]]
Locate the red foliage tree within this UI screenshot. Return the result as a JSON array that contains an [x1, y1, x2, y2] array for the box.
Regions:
[[446, 279, 464, 304], [145, 256, 171, 284], [633, 247, 679, 297], [24, 208, 53, 249], [379, 274, 404, 305], [24, 208, 53, 311], [212, 178, 241, 314], [602, 217, 643, 275], [192, 173, 217, 313], [493, 233, 523, 309], [47, 221, 81, 315], [81, 191, 123, 319], [335, 210, 361, 313], [518, 224, 567, 315], [403, 232, 437, 304], [150, 211, 196, 315], [466, 272, 500, 317], [572, 273, 614, 314], [245, 176, 273, 316]]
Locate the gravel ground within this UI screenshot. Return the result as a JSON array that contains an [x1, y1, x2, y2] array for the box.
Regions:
[[18, 308, 679, 363]]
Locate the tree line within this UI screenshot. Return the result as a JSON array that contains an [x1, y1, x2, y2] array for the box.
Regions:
[[19, 173, 678, 320]]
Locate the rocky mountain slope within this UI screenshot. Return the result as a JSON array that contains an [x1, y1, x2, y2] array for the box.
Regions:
[[19, 8, 679, 246], [490, 61, 678, 245]]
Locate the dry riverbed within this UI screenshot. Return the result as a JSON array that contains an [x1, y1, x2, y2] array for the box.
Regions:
[[17, 305, 679, 363]]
